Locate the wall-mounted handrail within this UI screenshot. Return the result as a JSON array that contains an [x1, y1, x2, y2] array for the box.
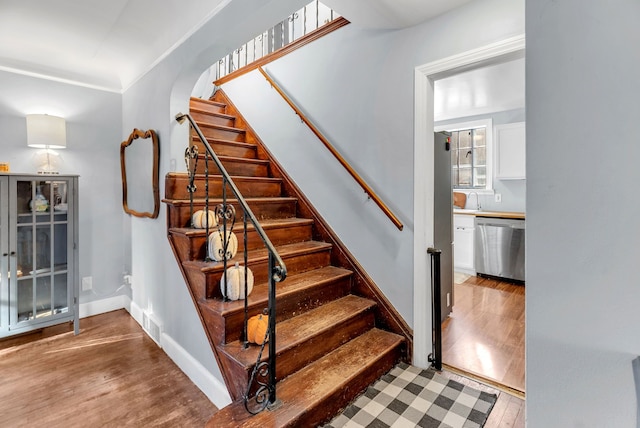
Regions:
[[258, 67, 404, 231], [176, 112, 285, 413]]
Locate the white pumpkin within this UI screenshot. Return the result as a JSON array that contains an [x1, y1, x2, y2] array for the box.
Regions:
[[192, 209, 217, 229], [208, 229, 238, 261], [220, 262, 254, 300]]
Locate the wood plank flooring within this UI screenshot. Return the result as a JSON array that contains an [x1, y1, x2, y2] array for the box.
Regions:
[[0, 310, 218, 427], [0, 294, 524, 427], [441, 273, 525, 426]]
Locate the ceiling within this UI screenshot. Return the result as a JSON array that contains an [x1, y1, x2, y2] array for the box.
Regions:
[[0, 0, 475, 93], [434, 58, 525, 122]]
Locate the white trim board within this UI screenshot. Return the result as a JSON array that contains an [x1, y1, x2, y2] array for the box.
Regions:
[[412, 34, 525, 369], [79, 294, 128, 319]]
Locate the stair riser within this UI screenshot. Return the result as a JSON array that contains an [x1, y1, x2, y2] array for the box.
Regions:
[[195, 158, 268, 177], [190, 99, 226, 114], [165, 199, 298, 229], [165, 176, 281, 199], [196, 249, 332, 299], [170, 223, 313, 261], [203, 275, 352, 344], [193, 126, 245, 142], [191, 111, 235, 127], [191, 138, 257, 159]]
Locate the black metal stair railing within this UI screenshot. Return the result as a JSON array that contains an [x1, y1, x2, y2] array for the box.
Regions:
[[176, 112, 286, 414]]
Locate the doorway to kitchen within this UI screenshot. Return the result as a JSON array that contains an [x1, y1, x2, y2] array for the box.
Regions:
[[412, 35, 526, 392]]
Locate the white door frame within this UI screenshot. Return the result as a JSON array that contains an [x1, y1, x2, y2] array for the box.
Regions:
[[412, 34, 526, 368]]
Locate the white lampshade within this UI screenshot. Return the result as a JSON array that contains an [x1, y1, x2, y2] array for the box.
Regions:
[[26, 114, 67, 149]]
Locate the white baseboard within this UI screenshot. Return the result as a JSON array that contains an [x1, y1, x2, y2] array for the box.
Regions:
[[161, 332, 232, 408], [79, 294, 128, 319], [127, 299, 231, 408]]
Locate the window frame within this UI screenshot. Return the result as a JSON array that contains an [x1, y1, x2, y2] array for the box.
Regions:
[[435, 118, 493, 194]]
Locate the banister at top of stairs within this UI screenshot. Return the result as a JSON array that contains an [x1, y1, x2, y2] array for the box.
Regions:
[[175, 112, 285, 414], [257, 66, 404, 231]]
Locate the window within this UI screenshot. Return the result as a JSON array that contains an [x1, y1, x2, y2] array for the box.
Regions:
[[451, 127, 486, 188], [436, 119, 493, 191]]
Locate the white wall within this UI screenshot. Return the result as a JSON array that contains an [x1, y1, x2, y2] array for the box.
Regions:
[[527, 0, 640, 426], [223, 0, 524, 330], [0, 70, 129, 305]]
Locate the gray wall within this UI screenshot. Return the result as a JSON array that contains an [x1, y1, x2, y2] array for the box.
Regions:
[[223, 0, 524, 327], [527, 0, 640, 426], [0, 70, 129, 304]]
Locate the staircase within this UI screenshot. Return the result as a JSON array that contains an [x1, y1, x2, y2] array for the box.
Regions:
[[164, 93, 411, 427]]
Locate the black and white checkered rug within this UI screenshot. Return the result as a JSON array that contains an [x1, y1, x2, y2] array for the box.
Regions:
[[324, 362, 497, 428]]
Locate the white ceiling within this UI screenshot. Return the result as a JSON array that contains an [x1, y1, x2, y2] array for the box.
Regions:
[[0, 0, 475, 93], [434, 58, 525, 122]]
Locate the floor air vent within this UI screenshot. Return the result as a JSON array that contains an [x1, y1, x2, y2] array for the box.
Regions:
[[142, 310, 162, 346]]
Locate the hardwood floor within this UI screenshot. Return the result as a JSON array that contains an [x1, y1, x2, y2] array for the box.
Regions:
[[443, 274, 525, 392], [0, 310, 218, 427], [0, 285, 524, 427]]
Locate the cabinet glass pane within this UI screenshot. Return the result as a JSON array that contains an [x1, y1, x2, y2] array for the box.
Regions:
[[35, 225, 52, 272], [17, 277, 33, 322], [16, 225, 32, 277], [54, 273, 68, 314], [35, 276, 52, 318], [54, 223, 68, 270]]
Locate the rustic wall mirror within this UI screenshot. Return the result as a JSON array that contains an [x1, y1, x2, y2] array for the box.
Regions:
[[120, 128, 160, 219]]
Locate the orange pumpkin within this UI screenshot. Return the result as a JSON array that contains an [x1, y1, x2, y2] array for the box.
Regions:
[[247, 313, 269, 345]]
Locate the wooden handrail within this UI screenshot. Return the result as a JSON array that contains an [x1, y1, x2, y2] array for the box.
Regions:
[[214, 17, 350, 87], [258, 67, 404, 231]]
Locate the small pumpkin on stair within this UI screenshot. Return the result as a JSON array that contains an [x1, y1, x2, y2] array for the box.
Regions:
[[207, 229, 238, 261], [219, 262, 254, 301], [246, 313, 269, 345], [191, 209, 217, 229]]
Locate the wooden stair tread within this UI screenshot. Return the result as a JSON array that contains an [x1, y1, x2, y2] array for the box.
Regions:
[[190, 106, 235, 121], [196, 122, 245, 134], [190, 96, 225, 108], [218, 155, 269, 165], [183, 241, 333, 273], [219, 295, 375, 367], [207, 328, 405, 428], [162, 196, 298, 207], [199, 266, 352, 316], [169, 217, 314, 237], [200, 266, 352, 317], [191, 135, 257, 149], [166, 172, 280, 183]]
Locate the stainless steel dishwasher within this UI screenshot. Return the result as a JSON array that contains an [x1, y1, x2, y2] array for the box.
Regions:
[[475, 217, 525, 282]]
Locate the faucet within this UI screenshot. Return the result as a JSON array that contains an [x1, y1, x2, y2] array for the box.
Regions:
[[467, 192, 481, 210]]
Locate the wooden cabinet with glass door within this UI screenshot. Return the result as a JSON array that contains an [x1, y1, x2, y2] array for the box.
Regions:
[[0, 174, 79, 338]]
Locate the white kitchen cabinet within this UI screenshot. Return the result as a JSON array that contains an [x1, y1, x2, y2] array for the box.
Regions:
[[495, 122, 526, 179], [453, 214, 475, 275], [0, 174, 79, 338]]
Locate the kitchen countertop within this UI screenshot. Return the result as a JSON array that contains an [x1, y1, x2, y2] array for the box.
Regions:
[[453, 209, 525, 219]]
